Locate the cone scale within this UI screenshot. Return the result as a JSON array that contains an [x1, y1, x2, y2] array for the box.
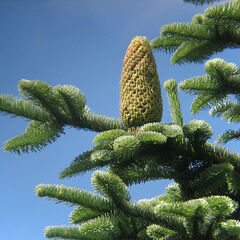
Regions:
[[120, 36, 162, 128]]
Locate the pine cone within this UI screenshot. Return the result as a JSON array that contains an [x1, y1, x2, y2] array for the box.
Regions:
[[120, 36, 163, 128]]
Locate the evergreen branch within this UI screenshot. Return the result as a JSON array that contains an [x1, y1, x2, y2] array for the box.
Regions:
[[77, 110, 126, 132], [225, 167, 240, 196], [90, 150, 115, 163], [10, 80, 125, 132], [191, 14, 206, 25], [153, 213, 188, 237], [205, 0, 240, 26], [201, 196, 236, 235], [217, 129, 240, 144], [18, 79, 67, 121], [172, 139, 240, 173], [220, 102, 240, 123], [93, 129, 127, 143], [206, 195, 237, 218], [59, 151, 112, 179], [153, 199, 212, 237], [113, 135, 140, 150], [90, 172, 160, 227], [44, 226, 90, 240], [188, 163, 233, 197], [150, 35, 181, 53], [109, 163, 175, 186], [146, 224, 176, 240], [120, 215, 149, 239], [154, 199, 207, 218], [91, 171, 131, 205], [3, 120, 64, 154], [161, 23, 214, 41], [115, 200, 157, 224], [2, 80, 125, 156], [70, 206, 101, 224], [179, 75, 220, 94], [43, 176, 239, 240], [45, 217, 122, 240], [190, 91, 225, 114], [209, 100, 234, 117], [145, 184, 183, 206], [183, 120, 213, 143], [60, 140, 142, 180], [140, 123, 184, 138], [91, 140, 114, 151], [171, 40, 216, 64], [92, 210, 152, 239], [216, 220, 240, 239], [227, 75, 240, 94], [204, 58, 240, 82], [53, 85, 86, 125], [59, 126, 240, 187], [151, 1, 240, 63], [164, 79, 184, 126], [179, 59, 240, 124], [61, 124, 183, 181], [161, 125, 184, 138], [153, 196, 237, 238], [45, 216, 122, 240], [38, 178, 151, 239], [112, 135, 141, 161], [137, 131, 167, 144], [203, 143, 240, 170], [75, 215, 121, 240], [35, 184, 113, 212], [0, 94, 52, 121]]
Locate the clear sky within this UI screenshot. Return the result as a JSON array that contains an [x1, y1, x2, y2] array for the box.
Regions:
[[0, 0, 238, 239]]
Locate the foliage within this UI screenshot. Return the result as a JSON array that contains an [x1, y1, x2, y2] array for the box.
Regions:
[[0, 79, 125, 153], [151, 0, 240, 63], [36, 171, 240, 240], [2, 0, 240, 239], [179, 58, 240, 143]]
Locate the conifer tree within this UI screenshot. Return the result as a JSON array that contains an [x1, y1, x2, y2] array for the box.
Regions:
[[2, 0, 240, 239]]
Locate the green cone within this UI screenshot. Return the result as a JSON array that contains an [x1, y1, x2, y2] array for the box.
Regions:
[[120, 36, 162, 128]]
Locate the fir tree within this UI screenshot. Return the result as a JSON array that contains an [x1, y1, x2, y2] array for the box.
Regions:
[[2, 0, 240, 239]]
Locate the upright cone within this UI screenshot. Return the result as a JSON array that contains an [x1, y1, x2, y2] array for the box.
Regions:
[[120, 36, 163, 128]]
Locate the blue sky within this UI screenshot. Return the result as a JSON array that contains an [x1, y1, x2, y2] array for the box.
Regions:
[[0, 0, 239, 239]]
